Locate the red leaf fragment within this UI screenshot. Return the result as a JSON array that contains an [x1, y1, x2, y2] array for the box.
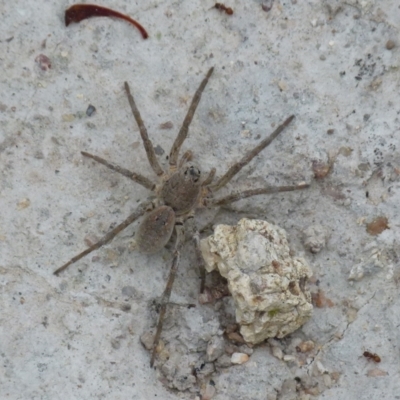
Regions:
[[65, 4, 148, 39]]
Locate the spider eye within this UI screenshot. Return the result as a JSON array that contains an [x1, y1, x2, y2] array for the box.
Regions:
[[189, 167, 200, 176]]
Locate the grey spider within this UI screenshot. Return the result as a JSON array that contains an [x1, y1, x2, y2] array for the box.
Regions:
[[54, 67, 309, 367]]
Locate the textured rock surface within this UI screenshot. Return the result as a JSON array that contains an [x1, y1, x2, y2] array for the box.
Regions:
[[201, 219, 313, 344], [303, 224, 328, 253]]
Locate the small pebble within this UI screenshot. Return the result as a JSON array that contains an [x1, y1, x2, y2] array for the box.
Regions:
[[283, 355, 296, 362], [348, 263, 365, 281], [154, 144, 165, 155], [386, 40, 395, 50], [225, 323, 240, 334], [140, 331, 154, 350], [238, 345, 254, 356], [339, 146, 353, 157], [311, 290, 335, 307], [201, 383, 216, 400], [84, 234, 98, 247], [330, 371, 341, 382], [314, 360, 328, 375], [227, 331, 246, 344], [323, 373, 332, 388], [17, 198, 30, 210], [35, 54, 51, 71], [278, 80, 287, 91], [199, 290, 213, 304], [121, 286, 136, 298], [312, 160, 331, 179], [159, 121, 173, 129], [224, 344, 238, 355], [158, 347, 170, 362], [296, 340, 315, 353], [231, 352, 249, 364], [86, 104, 96, 117], [215, 354, 232, 368], [271, 346, 283, 360], [206, 336, 225, 362], [261, 1, 273, 12]]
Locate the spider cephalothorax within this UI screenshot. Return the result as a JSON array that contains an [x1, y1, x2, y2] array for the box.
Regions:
[[160, 165, 202, 215], [54, 67, 309, 366]]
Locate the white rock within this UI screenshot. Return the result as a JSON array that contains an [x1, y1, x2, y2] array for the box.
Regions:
[[201, 218, 313, 344], [348, 263, 365, 281], [283, 355, 296, 362], [271, 346, 284, 360], [231, 352, 249, 364], [314, 360, 328, 376], [140, 331, 154, 350]]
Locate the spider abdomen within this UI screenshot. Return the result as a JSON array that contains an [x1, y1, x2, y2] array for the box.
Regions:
[[135, 206, 176, 254], [161, 166, 201, 215]]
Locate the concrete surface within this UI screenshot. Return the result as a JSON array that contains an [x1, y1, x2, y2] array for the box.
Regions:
[[1, 0, 400, 399]]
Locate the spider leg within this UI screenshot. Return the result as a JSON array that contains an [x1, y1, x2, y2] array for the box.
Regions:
[[192, 225, 207, 294], [181, 214, 207, 294], [202, 168, 216, 187], [124, 82, 164, 177], [81, 151, 156, 191], [169, 67, 214, 171], [209, 183, 309, 206], [150, 223, 185, 367], [209, 115, 295, 192], [178, 150, 193, 168], [54, 200, 153, 275]]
